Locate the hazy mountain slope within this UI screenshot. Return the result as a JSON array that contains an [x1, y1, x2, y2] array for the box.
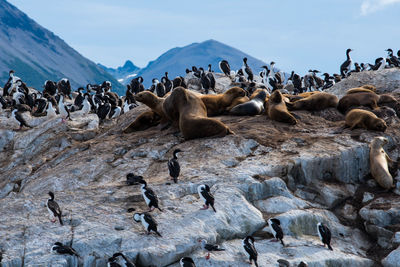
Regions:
[[97, 60, 140, 83], [0, 0, 124, 93], [133, 39, 267, 87]]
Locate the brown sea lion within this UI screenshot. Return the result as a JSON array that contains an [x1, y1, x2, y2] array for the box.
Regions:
[[369, 136, 395, 189], [286, 92, 338, 111], [337, 92, 379, 114], [346, 85, 377, 94], [378, 94, 398, 107], [134, 91, 165, 118], [344, 109, 387, 131], [163, 87, 233, 140], [123, 110, 161, 133], [199, 87, 246, 116], [230, 90, 267, 116], [267, 90, 297, 124], [298, 91, 320, 98]]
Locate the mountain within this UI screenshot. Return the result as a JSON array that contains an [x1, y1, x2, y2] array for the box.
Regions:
[[132, 39, 267, 87], [0, 0, 124, 94], [97, 60, 140, 84]]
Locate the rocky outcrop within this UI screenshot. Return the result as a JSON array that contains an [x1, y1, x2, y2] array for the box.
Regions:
[[1, 70, 400, 266]]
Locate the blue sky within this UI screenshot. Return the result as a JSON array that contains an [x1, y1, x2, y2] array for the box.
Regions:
[[8, 0, 400, 76]]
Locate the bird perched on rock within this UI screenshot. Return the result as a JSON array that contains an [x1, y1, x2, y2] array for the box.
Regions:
[[198, 239, 225, 260], [133, 212, 162, 236], [219, 60, 231, 77], [268, 218, 284, 246], [51, 242, 79, 257], [243, 236, 258, 267], [10, 109, 31, 130], [180, 257, 196, 267], [126, 173, 143, 185], [107, 256, 121, 267], [47, 191, 63, 225], [112, 252, 136, 267], [317, 222, 333, 250], [340, 48, 353, 78], [197, 184, 216, 212], [139, 179, 163, 212], [168, 149, 182, 183]]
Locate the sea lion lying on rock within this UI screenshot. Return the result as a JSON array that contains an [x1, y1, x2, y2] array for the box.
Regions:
[[199, 87, 246, 116], [337, 92, 380, 114], [123, 110, 161, 133], [286, 92, 338, 111], [134, 91, 166, 118], [346, 85, 377, 94], [344, 108, 387, 131], [369, 136, 395, 189], [230, 89, 267, 116], [163, 87, 234, 140], [267, 90, 297, 124]]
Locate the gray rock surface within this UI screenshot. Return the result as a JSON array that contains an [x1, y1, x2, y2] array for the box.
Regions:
[[1, 71, 400, 266]]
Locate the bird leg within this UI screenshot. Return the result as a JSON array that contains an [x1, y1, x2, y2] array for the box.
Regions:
[[205, 252, 210, 260], [270, 239, 279, 242], [51, 218, 56, 223], [61, 118, 66, 123], [200, 204, 209, 210], [148, 207, 155, 212]]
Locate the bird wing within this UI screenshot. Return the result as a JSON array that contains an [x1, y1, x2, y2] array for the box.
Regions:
[[143, 213, 157, 227], [168, 159, 180, 177], [201, 188, 214, 203], [244, 242, 257, 258], [272, 223, 284, 239], [47, 200, 62, 216], [144, 187, 158, 202], [319, 224, 331, 242]]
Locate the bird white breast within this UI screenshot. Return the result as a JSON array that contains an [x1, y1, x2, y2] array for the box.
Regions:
[[123, 102, 130, 113], [141, 215, 150, 230], [197, 186, 206, 202], [82, 100, 91, 114], [268, 219, 277, 237], [47, 104, 57, 118], [141, 188, 151, 205], [111, 107, 121, 118], [317, 223, 323, 241]]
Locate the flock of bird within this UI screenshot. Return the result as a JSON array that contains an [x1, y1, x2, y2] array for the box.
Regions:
[[1, 47, 399, 266]]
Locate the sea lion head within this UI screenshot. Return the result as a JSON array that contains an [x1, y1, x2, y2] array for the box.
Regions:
[[269, 90, 282, 103], [225, 87, 246, 98], [374, 119, 387, 132]]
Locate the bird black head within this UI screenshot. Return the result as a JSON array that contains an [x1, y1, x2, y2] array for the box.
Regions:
[[346, 48, 353, 53], [181, 257, 195, 263], [48, 191, 55, 199], [386, 48, 393, 53], [270, 218, 281, 225], [243, 57, 248, 63], [138, 179, 147, 186], [312, 70, 320, 73], [261, 65, 269, 70], [244, 236, 255, 243], [53, 242, 63, 246], [186, 68, 190, 74], [270, 61, 276, 65]]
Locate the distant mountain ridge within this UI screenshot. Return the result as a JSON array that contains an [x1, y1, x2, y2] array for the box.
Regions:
[[0, 0, 124, 94], [103, 40, 267, 87], [97, 60, 140, 83]]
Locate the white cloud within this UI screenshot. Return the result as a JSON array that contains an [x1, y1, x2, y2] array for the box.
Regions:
[[361, 0, 400, 15]]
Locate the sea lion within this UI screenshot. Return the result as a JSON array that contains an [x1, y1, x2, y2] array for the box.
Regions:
[[346, 85, 377, 94], [230, 89, 267, 116], [134, 91, 165, 118], [344, 109, 387, 131], [267, 90, 297, 124], [369, 136, 394, 189], [286, 92, 338, 111], [123, 110, 161, 133], [378, 94, 398, 107], [337, 92, 379, 114], [298, 91, 320, 98], [199, 87, 246, 116], [163, 87, 233, 140], [226, 96, 250, 111]]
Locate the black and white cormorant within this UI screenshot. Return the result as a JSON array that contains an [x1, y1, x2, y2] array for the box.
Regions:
[[317, 222, 333, 250], [340, 48, 353, 78], [243, 236, 258, 267], [386, 49, 400, 67], [197, 184, 216, 212], [207, 71, 216, 93], [47, 191, 63, 225], [51, 242, 79, 257], [163, 72, 173, 93], [97, 102, 111, 122], [154, 78, 166, 97], [112, 252, 136, 267], [57, 78, 71, 99], [322, 73, 335, 90], [139, 179, 163, 212], [242, 57, 254, 82], [10, 109, 31, 130], [200, 69, 211, 94], [168, 149, 181, 183], [198, 239, 225, 260], [58, 94, 71, 123], [133, 212, 162, 236], [180, 257, 196, 267], [268, 218, 284, 246], [74, 87, 85, 109], [219, 60, 231, 77]]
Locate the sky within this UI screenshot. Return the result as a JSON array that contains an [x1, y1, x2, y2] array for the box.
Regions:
[[7, 0, 400, 76]]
